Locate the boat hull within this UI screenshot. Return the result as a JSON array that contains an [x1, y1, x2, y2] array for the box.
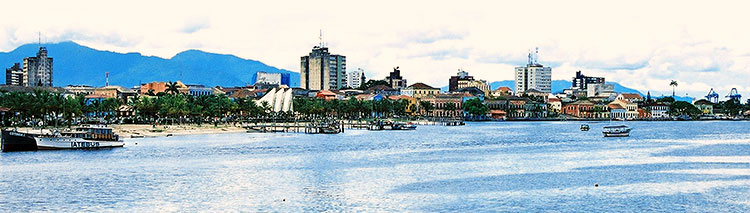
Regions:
[[2, 130, 124, 152], [603, 132, 630, 137], [1, 130, 38, 152]]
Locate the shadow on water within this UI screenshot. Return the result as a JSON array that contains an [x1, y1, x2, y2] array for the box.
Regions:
[[653, 143, 750, 157]]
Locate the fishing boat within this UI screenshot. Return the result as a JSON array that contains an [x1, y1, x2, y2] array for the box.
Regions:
[[1, 126, 125, 152], [602, 125, 631, 137], [580, 124, 590, 131]]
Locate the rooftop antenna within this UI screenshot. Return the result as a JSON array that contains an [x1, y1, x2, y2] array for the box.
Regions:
[[38, 32, 41, 48], [105, 72, 109, 86], [319, 29, 323, 48]]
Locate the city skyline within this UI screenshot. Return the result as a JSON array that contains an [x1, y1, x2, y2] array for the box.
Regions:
[[1, 0, 749, 99]]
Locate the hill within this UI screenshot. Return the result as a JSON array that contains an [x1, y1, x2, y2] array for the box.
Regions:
[[0, 41, 299, 88]]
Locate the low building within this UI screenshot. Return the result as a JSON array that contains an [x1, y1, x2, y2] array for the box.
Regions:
[[616, 93, 644, 104], [365, 85, 400, 96], [401, 83, 440, 99], [609, 99, 638, 119], [422, 93, 468, 118], [94, 86, 138, 102], [491, 87, 513, 97], [184, 84, 214, 96], [64, 85, 96, 97], [644, 103, 670, 119], [315, 90, 338, 101], [693, 99, 714, 115], [608, 103, 627, 119], [548, 98, 562, 113], [562, 100, 595, 118]]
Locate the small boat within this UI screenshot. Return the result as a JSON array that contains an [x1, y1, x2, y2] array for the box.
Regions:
[[2, 126, 125, 152], [602, 125, 631, 137], [580, 124, 590, 131], [392, 122, 417, 130]]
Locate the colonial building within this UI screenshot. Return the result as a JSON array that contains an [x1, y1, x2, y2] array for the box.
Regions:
[[300, 46, 346, 90], [609, 99, 638, 119], [422, 93, 469, 118], [24, 47, 54, 87], [616, 93, 644, 104], [401, 83, 440, 99], [693, 99, 714, 115], [491, 87, 513, 97], [644, 103, 670, 119]]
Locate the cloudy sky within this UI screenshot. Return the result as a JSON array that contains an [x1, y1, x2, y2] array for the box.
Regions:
[[1, 0, 749, 100]]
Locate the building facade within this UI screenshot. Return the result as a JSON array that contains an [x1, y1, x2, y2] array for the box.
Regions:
[[300, 46, 346, 90], [255, 72, 282, 86], [514, 63, 551, 94], [572, 70, 605, 90], [386, 67, 407, 89], [449, 69, 473, 92], [5, 63, 24, 86], [24, 47, 54, 87], [401, 83, 440, 99], [347, 68, 364, 89]]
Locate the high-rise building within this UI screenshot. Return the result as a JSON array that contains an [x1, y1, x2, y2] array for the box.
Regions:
[[448, 69, 474, 92], [572, 70, 604, 90], [24, 47, 54, 87], [300, 46, 346, 90], [386, 67, 407, 89], [5, 63, 24, 86], [347, 68, 364, 89], [514, 48, 551, 94]]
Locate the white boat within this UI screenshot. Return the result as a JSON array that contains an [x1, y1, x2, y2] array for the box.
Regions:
[[2, 126, 124, 152], [602, 125, 631, 137]]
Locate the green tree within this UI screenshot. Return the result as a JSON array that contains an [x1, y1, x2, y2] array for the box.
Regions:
[[669, 101, 700, 117], [166, 81, 181, 94], [462, 98, 488, 116]]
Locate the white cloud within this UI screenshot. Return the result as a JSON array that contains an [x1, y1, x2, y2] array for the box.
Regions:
[[1, 0, 749, 101]]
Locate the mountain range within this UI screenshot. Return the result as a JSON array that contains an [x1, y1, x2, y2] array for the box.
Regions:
[[0, 41, 299, 88]]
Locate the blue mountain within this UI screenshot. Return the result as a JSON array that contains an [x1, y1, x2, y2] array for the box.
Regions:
[[0, 41, 299, 88]]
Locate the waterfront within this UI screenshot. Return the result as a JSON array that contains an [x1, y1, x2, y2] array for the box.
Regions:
[[1, 121, 749, 211]]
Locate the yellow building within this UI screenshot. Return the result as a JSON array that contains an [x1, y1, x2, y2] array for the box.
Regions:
[[402, 83, 440, 99]]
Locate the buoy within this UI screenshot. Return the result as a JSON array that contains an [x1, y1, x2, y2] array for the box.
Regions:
[[282, 199, 286, 202], [594, 183, 599, 187]]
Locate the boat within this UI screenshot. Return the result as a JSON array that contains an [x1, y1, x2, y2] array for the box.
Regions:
[[602, 125, 631, 137], [580, 124, 590, 131], [1, 126, 125, 152], [392, 122, 417, 130]]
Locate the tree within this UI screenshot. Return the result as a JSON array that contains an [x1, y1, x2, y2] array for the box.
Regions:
[[656, 96, 675, 103], [358, 80, 390, 90], [166, 81, 181, 94], [669, 101, 700, 117], [670, 80, 678, 97], [419, 101, 434, 116], [462, 98, 488, 116]]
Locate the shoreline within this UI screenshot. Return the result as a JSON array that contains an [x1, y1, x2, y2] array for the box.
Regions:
[[111, 124, 246, 138]]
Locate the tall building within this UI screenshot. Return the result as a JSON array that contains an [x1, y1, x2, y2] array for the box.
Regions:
[[514, 48, 551, 94], [255, 72, 282, 86], [386, 67, 407, 89], [5, 63, 24, 86], [572, 70, 604, 90], [300, 46, 346, 90], [24, 47, 54, 87], [448, 69, 474, 92], [347, 68, 364, 89]]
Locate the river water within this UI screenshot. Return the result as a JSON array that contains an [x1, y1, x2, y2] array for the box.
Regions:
[[1, 121, 749, 212]]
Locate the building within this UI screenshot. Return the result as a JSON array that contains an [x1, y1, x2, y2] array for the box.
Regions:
[[694, 99, 714, 115], [385, 67, 407, 89], [491, 87, 513, 97], [449, 69, 473, 92], [644, 103, 670, 119], [300, 46, 346, 90], [64, 85, 96, 96], [514, 49, 551, 94], [347, 68, 364, 89], [401, 83, 440, 99], [616, 93, 644, 104], [548, 98, 562, 113], [365, 85, 400, 96], [587, 83, 616, 98], [94, 85, 139, 102], [609, 99, 638, 119], [608, 103, 627, 119], [185, 84, 214, 96], [139, 81, 187, 95], [572, 70, 605, 90], [255, 72, 282, 86], [422, 93, 469, 118], [256, 87, 294, 112], [24, 47, 54, 87], [5, 63, 24, 86]]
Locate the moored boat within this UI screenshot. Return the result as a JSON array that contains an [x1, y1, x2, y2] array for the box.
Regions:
[[602, 125, 631, 137], [1, 126, 125, 152], [580, 124, 590, 131], [392, 122, 417, 130]]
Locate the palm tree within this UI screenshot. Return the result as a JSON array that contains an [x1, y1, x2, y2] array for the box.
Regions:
[[670, 80, 678, 97], [166, 81, 181, 94]]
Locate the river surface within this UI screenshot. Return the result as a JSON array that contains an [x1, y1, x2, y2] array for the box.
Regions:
[[1, 121, 750, 212]]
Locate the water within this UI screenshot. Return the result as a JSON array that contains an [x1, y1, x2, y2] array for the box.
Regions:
[[2, 121, 750, 212]]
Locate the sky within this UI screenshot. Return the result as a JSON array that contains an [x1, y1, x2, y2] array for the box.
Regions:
[[1, 0, 749, 101]]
